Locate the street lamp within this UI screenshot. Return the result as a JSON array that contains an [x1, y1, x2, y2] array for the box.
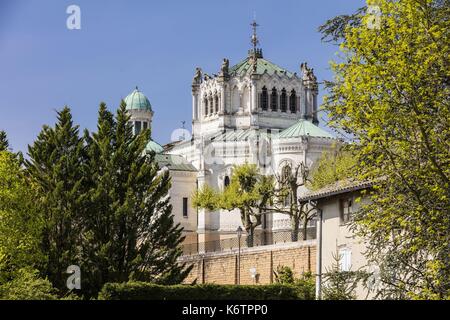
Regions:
[[236, 226, 243, 285]]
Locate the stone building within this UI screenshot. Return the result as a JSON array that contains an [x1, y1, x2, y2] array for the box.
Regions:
[[124, 21, 337, 249]]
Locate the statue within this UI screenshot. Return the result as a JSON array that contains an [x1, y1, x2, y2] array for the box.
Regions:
[[301, 62, 317, 83], [204, 73, 211, 81], [192, 67, 202, 85], [220, 58, 229, 75]]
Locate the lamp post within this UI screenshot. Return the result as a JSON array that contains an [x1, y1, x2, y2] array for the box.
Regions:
[[236, 226, 243, 285]]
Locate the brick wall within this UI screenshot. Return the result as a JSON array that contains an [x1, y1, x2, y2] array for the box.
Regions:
[[179, 240, 316, 285]]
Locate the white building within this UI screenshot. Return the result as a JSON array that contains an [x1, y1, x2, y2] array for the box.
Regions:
[[124, 22, 337, 248]]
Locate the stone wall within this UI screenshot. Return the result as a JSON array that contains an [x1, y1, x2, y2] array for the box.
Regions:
[[179, 240, 316, 285]]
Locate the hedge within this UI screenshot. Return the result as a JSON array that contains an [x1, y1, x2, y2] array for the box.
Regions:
[[98, 282, 314, 300]]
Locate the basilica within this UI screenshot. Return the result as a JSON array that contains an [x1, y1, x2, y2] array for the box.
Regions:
[[124, 22, 337, 248]]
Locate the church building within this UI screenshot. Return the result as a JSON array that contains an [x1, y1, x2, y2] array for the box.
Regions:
[[124, 21, 337, 249]]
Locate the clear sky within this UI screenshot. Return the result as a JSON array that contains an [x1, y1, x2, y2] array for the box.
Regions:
[[0, 0, 365, 153]]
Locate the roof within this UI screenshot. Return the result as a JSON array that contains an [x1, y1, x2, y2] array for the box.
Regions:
[[299, 180, 373, 202], [124, 87, 152, 112], [155, 154, 197, 172], [278, 120, 335, 139], [145, 139, 164, 153], [210, 128, 271, 142], [229, 57, 296, 78]]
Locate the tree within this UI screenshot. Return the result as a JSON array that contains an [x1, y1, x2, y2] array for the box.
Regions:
[[274, 266, 316, 299], [0, 267, 57, 300], [267, 162, 316, 241], [26, 107, 87, 293], [320, 0, 450, 299], [0, 151, 46, 285], [308, 144, 357, 191], [80, 102, 191, 296], [321, 252, 370, 300], [193, 163, 272, 247], [0, 131, 8, 151]]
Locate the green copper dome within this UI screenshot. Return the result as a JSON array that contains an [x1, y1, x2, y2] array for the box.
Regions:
[[278, 120, 335, 139], [145, 140, 164, 153], [124, 87, 152, 111], [229, 57, 296, 77]]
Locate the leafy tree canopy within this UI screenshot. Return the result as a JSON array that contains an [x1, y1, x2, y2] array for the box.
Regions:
[[321, 0, 450, 299]]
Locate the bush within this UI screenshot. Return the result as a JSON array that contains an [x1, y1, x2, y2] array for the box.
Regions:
[[98, 282, 312, 300], [0, 268, 58, 300], [274, 266, 315, 299]]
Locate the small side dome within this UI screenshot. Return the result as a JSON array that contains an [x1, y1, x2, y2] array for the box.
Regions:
[[124, 87, 152, 111], [145, 140, 164, 153]]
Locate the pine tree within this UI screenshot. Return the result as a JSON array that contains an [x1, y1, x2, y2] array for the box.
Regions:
[[81, 102, 191, 296], [26, 107, 86, 293], [0, 131, 9, 151]]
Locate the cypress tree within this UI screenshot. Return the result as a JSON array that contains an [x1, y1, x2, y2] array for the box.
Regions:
[[26, 107, 86, 293], [82, 101, 191, 296], [0, 130, 9, 151]]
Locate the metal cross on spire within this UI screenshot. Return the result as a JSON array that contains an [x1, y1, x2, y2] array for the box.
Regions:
[[250, 20, 259, 51]]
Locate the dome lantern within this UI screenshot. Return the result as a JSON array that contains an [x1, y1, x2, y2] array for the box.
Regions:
[[125, 86, 154, 137]]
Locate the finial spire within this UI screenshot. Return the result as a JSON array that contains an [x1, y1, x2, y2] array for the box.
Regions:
[[248, 19, 263, 63], [250, 19, 259, 51]]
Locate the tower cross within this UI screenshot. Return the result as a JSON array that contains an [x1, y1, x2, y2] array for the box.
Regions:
[[250, 20, 259, 51]]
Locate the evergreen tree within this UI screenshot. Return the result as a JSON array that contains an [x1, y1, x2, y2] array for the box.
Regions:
[[0, 131, 9, 151], [321, 252, 370, 300], [81, 102, 191, 296], [26, 107, 86, 293]]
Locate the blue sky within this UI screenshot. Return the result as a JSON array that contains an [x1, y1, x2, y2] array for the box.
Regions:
[[0, 0, 365, 153]]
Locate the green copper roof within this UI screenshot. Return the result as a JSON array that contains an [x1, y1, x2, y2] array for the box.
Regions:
[[124, 87, 152, 111], [229, 57, 296, 77], [278, 120, 335, 139], [155, 154, 197, 172], [145, 140, 164, 153]]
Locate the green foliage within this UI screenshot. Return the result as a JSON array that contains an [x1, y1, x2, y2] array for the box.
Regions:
[[274, 266, 295, 284], [309, 144, 357, 190], [192, 184, 218, 211], [10, 103, 190, 299], [321, 0, 450, 299], [0, 268, 57, 300], [0, 151, 45, 283], [80, 101, 191, 297], [322, 253, 370, 300], [0, 131, 8, 151], [26, 106, 86, 293], [98, 282, 312, 300], [193, 163, 273, 246], [274, 266, 316, 299]]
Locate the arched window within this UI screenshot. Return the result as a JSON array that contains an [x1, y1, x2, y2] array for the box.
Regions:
[[204, 97, 208, 116], [281, 165, 292, 206], [281, 165, 292, 183], [209, 96, 214, 115], [224, 176, 230, 188], [289, 90, 297, 113], [270, 87, 278, 111], [215, 95, 219, 113], [135, 121, 142, 135], [260, 86, 268, 111], [280, 88, 287, 112]]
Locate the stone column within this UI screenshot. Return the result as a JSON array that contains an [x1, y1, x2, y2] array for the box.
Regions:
[[251, 80, 257, 113], [220, 86, 225, 115], [192, 84, 200, 121]]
